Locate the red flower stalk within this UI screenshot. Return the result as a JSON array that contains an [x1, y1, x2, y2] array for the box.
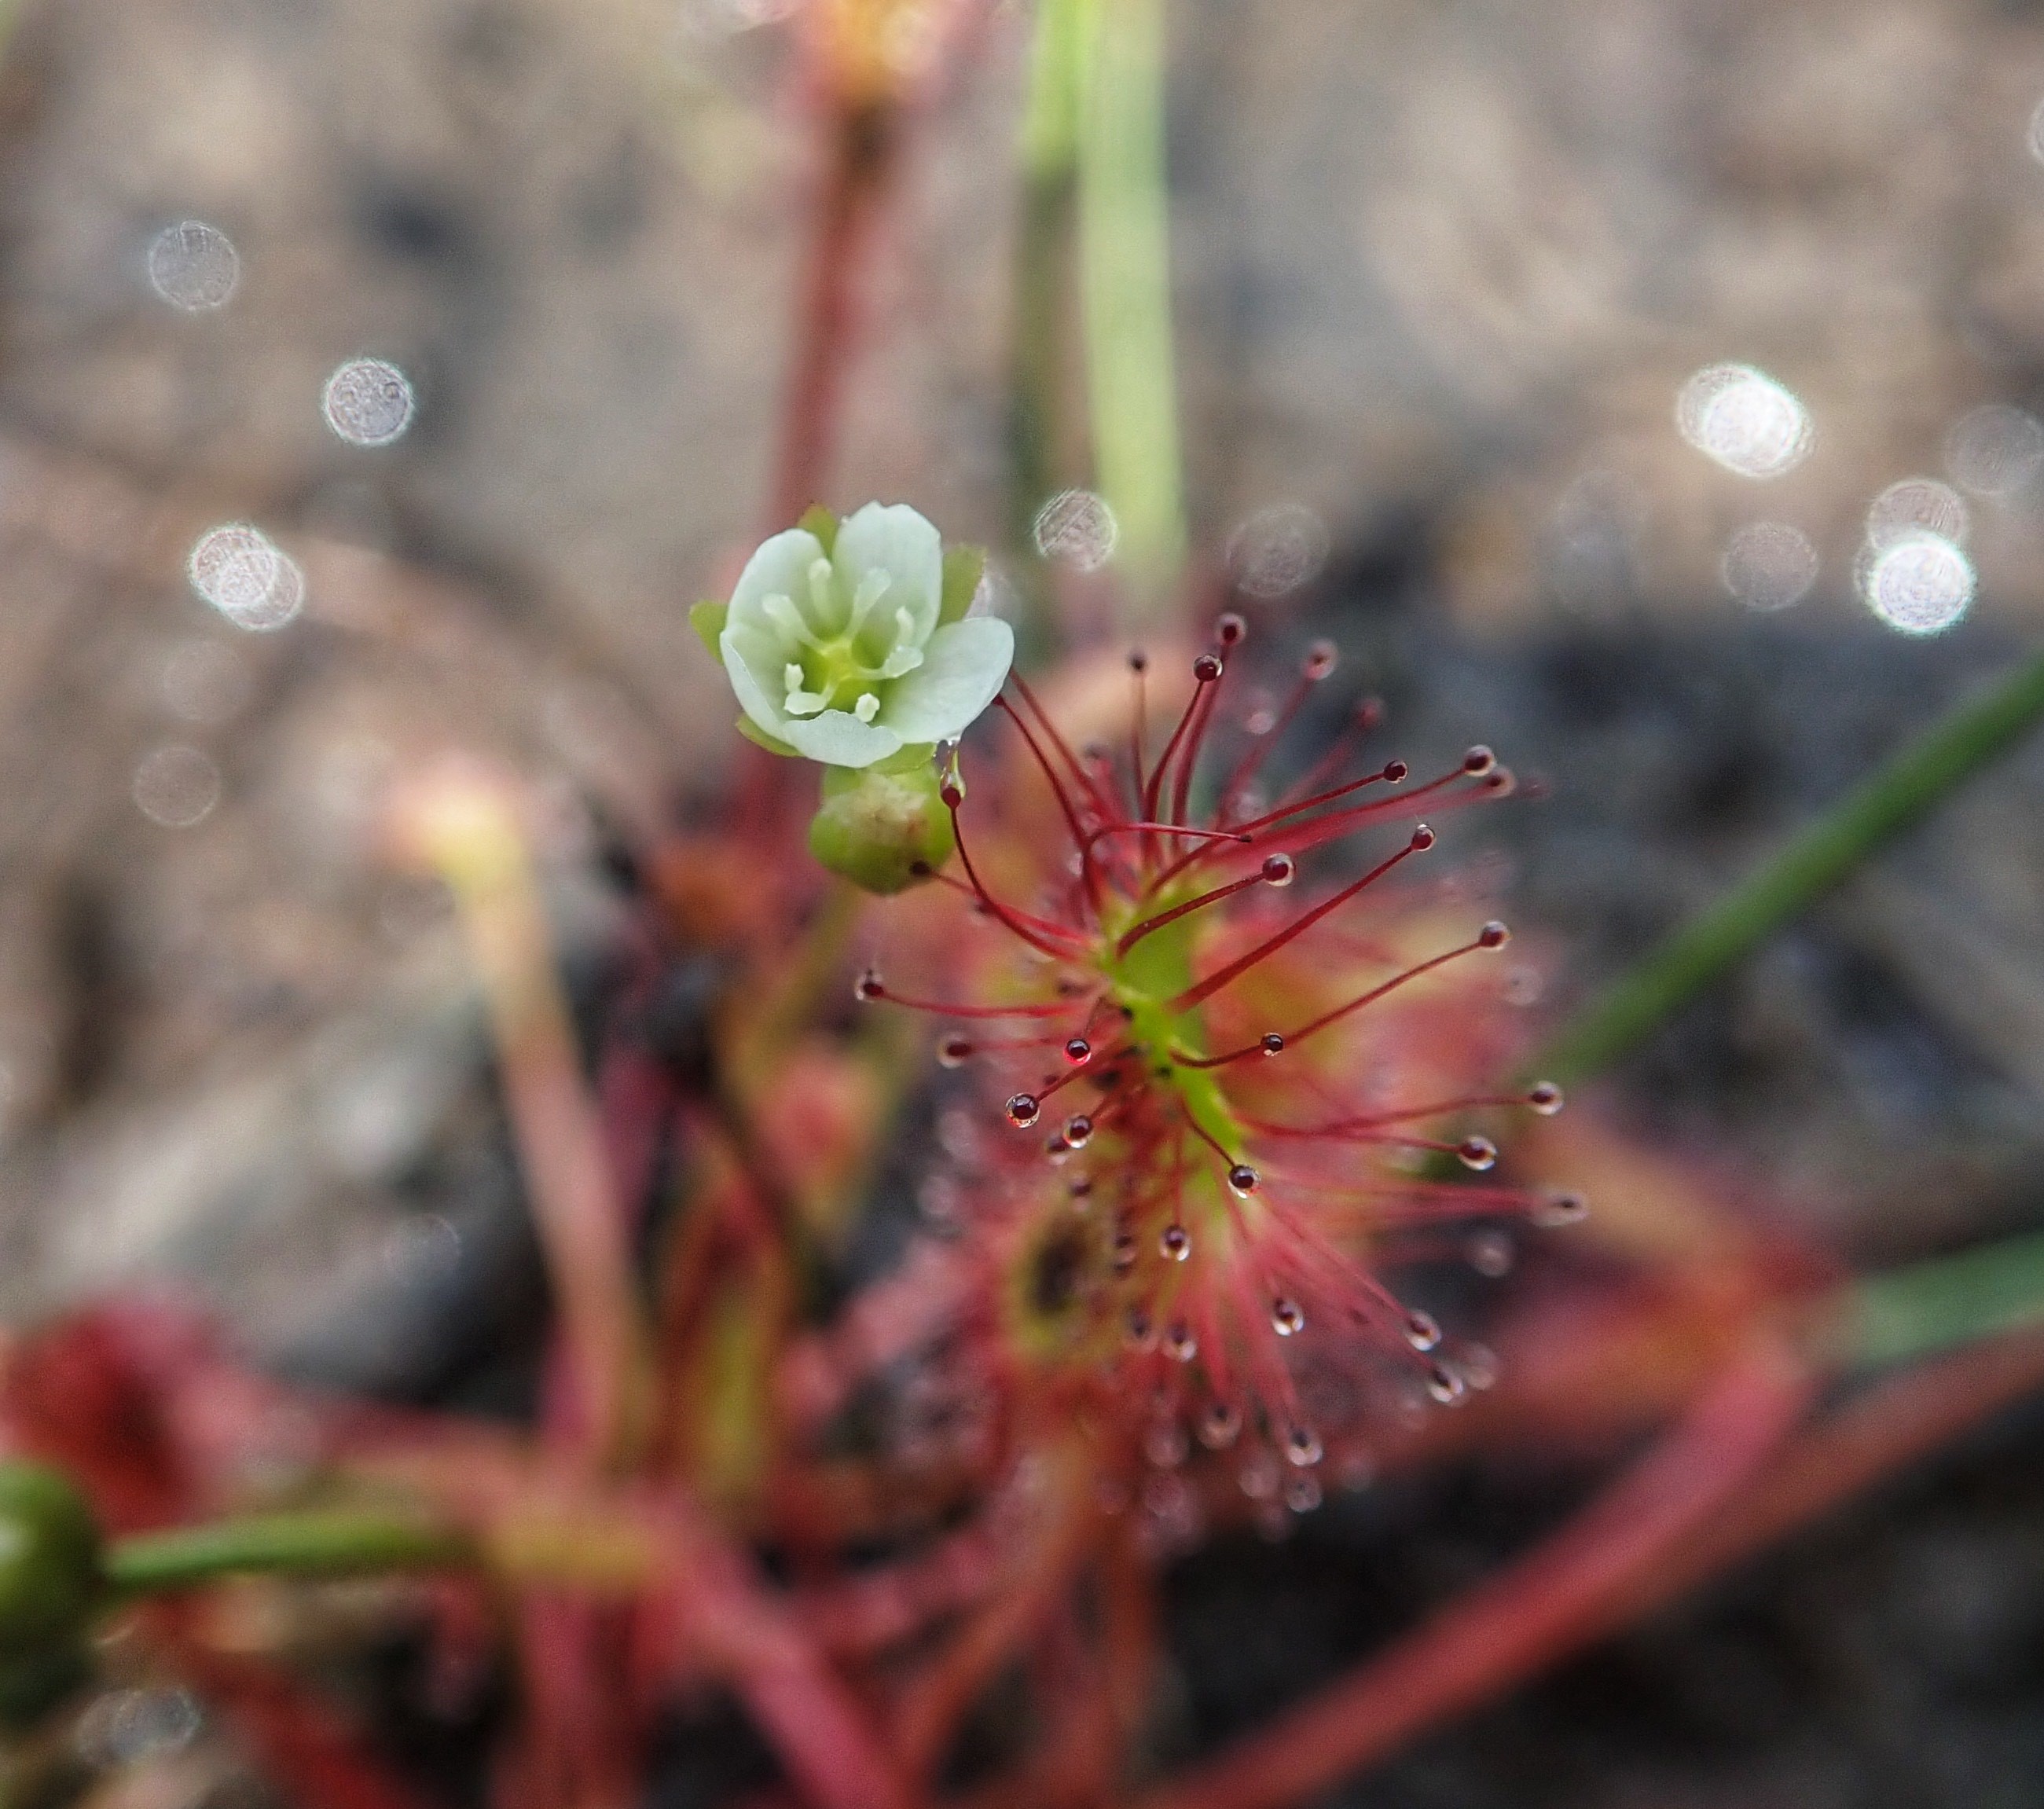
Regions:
[[857, 617, 1578, 1527]]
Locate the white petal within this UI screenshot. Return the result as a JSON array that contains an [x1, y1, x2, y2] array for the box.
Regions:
[[722, 623, 793, 739], [877, 618, 1014, 743], [728, 529, 827, 639], [834, 504, 941, 650], [780, 709, 905, 769]]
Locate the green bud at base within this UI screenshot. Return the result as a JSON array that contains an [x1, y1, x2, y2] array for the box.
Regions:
[[0, 1462, 104, 1721], [0, 1463, 103, 1651], [807, 753, 956, 895]]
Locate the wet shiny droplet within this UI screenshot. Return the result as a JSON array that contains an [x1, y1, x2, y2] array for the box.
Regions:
[[1006, 1093, 1040, 1128], [1261, 853, 1294, 887], [1160, 1224, 1191, 1262], [1271, 1297, 1305, 1337], [1458, 1136, 1498, 1172]]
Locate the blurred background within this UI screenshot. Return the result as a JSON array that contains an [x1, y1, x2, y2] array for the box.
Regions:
[[0, 0, 2042, 1801]]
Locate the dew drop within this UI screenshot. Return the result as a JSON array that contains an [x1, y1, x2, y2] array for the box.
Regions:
[[939, 772, 966, 808], [1006, 1092, 1041, 1128], [132, 746, 221, 828], [1062, 1114, 1094, 1149], [1069, 1175, 1093, 1205], [1284, 1424, 1323, 1467], [1675, 364, 1815, 480], [1404, 1308, 1442, 1352], [1459, 1343, 1501, 1391], [1260, 853, 1294, 887], [1270, 1297, 1305, 1337], [1861, 534, 1973, 637], [1466, 1230, 1515, 1277], [1426, 1363, 1466, 1405], [1198, 1401, 1242, 1449], [937, 1033, 974, 1067], [1947, 404, 2044, 498], [322, 358, 416, 447], [1286, 1473, 1323, 1514], [1033, 490, 1118, 571], [1526, 1081, 1565, 1115], [1260, 1032, 1286, 1055], [148, 221, 239, 311], [1159, 1223, 1191, 1262], [1457, 1136, 1498, 1172], [1227, 504, 1330, 599], [1477, 920, 1510, 949], [1303, 640, 1338, 680], [1866, 479, 1967, 552], [1410, 824, 1436, 851], [1192, 651, 1224, 682], [1113, 1231, 1137, 1272], [1228, 1163, 1261, 1197], [1063, 1037, 1092, 1065], [1382, 759, 1409, 783], [1127, 648, 1149, 673], [1721, 521, 1818, 613], [1144, 1422, 1189, 1467], [1531, 1189, 1589, 1227], [188, 524, 304, 632], [1162, 1321, 1198, 1362], [1462, 745, 1495, 776], [1125, 1308, 1156, 1350], [855, 970, 886, 1001]]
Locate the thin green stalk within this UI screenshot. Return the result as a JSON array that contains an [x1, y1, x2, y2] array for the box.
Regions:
[[1077, 0, 1185, 606], [1829, 1227, 2044, 1370], [105, 1511, 472, 1594], [1010, 0, 1085, 589], [1536, 643, 2044, 1084]]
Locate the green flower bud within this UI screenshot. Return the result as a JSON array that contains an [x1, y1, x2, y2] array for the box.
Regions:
[[807, 755, 956, 894], [0, 1462, 103, 1656], [0, 1462, 101, 1727]]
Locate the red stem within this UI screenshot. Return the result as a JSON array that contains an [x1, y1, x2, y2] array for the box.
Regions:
[[769, 101, 897, 527], [1131, 1345, 1812, 1809]]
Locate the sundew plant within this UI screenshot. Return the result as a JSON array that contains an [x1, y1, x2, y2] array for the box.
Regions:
[[5, 5, 2044, 1809]]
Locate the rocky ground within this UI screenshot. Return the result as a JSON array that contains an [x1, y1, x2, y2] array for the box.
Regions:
[[0, 1, 2041, 1804]]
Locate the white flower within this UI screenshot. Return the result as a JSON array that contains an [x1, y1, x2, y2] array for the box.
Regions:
[[704, 504, 1014, 769]]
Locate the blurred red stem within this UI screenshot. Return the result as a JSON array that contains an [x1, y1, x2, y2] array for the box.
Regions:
[[771, 100, 899, 527], [1132, 1342, 1812, 1809]]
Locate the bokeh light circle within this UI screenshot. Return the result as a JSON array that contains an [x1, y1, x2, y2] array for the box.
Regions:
[[1675, 363, 1814, 479]]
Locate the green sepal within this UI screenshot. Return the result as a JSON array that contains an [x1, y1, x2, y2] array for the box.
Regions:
[[797, 505, 840, 555], [0, 1463, 103, 1662], [736, 717, 801, 758], [939, 545, 986, 626], [691, 598, 728, 655]]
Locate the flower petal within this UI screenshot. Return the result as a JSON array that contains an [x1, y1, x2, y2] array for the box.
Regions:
[[728, 528, 827, 639], [722, 622, 794, 739], [780, 709, 906, 769], [876, 618, 1014, 743], [834, 505, 941, 650]]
